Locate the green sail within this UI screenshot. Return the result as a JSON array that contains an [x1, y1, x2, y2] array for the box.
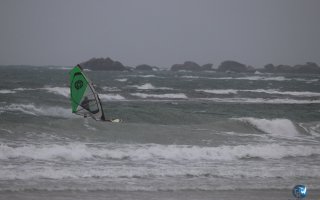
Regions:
[[69, 65, 105, 120]]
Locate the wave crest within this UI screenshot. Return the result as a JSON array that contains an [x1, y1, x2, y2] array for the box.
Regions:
[[0, 143, 318, 161], [0, 89, 16, 94], [131, 93, 187, 99], [99, 94, 125, 101], [0, 104, 73, 118], [42, 87, 69, 98], [234, 117, 300, 137], [132, 83, 173, 90]]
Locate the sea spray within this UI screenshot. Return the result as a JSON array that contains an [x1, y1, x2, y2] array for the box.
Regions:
[[234, 118, 300, 137]]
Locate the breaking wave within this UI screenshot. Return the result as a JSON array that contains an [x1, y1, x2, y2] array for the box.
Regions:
[[181, 75, 200, 79], [196, 89, 238, 94], [1, 142, 319, 190], [0, 104, 73, 118], [235, 76, 290, 81], [99, 94, 125, 101], [199, 97, 320, 104], [42, 87, 69, 98], [197, 89, 320, 97], [139, 75, 156, 78], [234, 118, 300, 137], [131, 93, 187, 99], [115, 78, 127, 82], [41, 86, 125, 101], [6, 87, 70, 97], [129, 74, 156, 78], [181, 75, 318, 82], [132, 83, 173, 90], [12, 87, 36, 91], [0, 142, 318, 162], [0, 89, 16, 94], [234, 76, 318, 82], [244, 89, 320, 97], [102, 86, 121, 92]]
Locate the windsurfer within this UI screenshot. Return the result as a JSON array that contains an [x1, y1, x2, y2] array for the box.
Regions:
[[81, 96, 91, 111]]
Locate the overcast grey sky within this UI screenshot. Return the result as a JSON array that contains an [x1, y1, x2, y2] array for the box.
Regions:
[[0, 0, 319, 68]]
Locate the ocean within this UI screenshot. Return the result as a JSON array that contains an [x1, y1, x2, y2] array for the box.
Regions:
[[0, 66, 320, 200]]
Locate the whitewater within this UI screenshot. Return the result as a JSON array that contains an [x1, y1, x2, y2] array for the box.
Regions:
[[0, 66, 320, 200]]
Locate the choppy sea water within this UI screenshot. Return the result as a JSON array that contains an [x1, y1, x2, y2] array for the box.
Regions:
[[0, 66, 320, 199]]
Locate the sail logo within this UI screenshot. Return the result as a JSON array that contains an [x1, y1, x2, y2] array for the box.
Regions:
[[75, 80, 83, 90], [292, 185, 307, 199]]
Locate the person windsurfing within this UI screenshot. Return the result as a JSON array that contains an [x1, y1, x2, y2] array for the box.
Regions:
[[81, 96, 91, 112], [69, 65, 121, 123]]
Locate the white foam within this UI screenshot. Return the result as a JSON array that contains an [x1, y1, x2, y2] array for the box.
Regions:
[[42, 86, 124, 100], [180, 75, 317, 82], [0, 143, 318, 162], [0, 143, 91, 161], [50, 67, 72, 70], [197, 89, 320, 97], [0, 89, 16, 94], [42, 87, 69, 98], [0, 142, 319, 185], [99, 94, 125, 101], [181, 75, 200, 79], [196, 89, 238, 94], [115, 78, 128, 82], [214, 76, 292, 81], [237, 76, 319, 82], [132, 83, 173, 90], [61, 67, 72, 70], [234, 117, 300, 137], [0, 104, 74, 118], [199, 97, 320, 104], [13, 88, 36, 91], [83, 119, 97, 131], [0, 128, 13, 134], [242, 89, 320, 97], [142, 75, 156, 77], [236, 76, 289, 81], [131, 93, 187, 99], [102, 87, 121, 92], [133, 75, 156, 78], [181, 76, 291, 81], [295, 78, 319, 82], [298, 123, 320, 137], [133, 83, 156, 89]]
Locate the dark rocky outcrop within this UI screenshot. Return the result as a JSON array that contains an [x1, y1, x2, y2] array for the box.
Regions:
[[171, 61, 213, 71], [201, 63, 214, 71], [171, 61, 200, 71], [135, 64, 159, 71], [263, 62, 320, 74], [80, 57, 130, 71], [217, 60, 253, 73], [264, 64, 275, 72], [293, 62, 320, 73], [79, 57, 320, 74]]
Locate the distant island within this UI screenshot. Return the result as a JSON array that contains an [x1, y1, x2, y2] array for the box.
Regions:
[[80, 57, 320, 74], [171, 61, 213, 71], [80, 57, 130, 71]]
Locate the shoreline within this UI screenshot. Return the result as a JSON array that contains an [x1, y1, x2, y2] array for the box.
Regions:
[[1, 189, 319, 200]]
